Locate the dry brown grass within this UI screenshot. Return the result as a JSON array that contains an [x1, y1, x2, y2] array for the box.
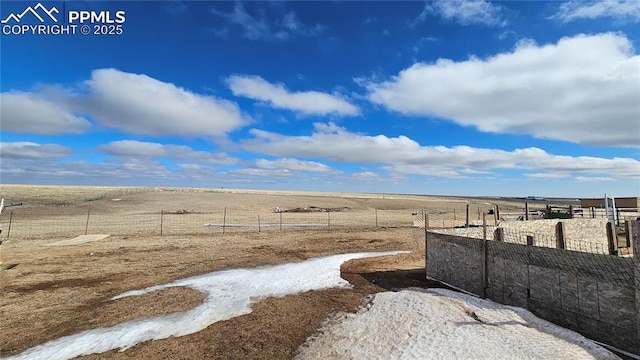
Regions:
[[0, 185, 539, 359]]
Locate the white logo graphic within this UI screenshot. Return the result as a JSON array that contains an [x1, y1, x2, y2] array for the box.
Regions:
[[1, 2, 59, 24]]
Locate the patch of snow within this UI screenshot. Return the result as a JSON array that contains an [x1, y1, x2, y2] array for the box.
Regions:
[[4, 251, 406, 360], [296, 288, 618, 360]]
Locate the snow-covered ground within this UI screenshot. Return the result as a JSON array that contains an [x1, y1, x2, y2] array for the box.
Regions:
[[4, 252, 618, 360], [296, 288, 618, 360], [4, 251, 406, 360]]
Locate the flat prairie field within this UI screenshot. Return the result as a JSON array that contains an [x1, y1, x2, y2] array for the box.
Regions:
[[0, 185, 536, 359]]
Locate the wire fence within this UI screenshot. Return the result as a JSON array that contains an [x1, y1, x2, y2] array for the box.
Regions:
[[414, 212, 639, 290], [0, 208, 417, 240], [411, 205, 498, 228]]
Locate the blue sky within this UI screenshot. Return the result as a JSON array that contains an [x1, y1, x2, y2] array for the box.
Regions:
[[1, 0, 639, 197]]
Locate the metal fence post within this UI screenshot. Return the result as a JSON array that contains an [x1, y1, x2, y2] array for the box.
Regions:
[[606, 221, 617, 255], [6, 211, 13, 240], [465, 204, 470, 228], [424, 213, 429, 278], [160, 210, 164, 236], [482, 237, 488, 299], [526, 235, 533, 300], [223, 206, 227, 234], [258, 214, 261, 233], [375, 208, 378, 228], [481, 211, 489, 298], [279, 212, 282, 231], [85, 207, 91, 235], [482, 212, 487, 240], [327, 211, 331, 231], [555, 221, 565, 249]]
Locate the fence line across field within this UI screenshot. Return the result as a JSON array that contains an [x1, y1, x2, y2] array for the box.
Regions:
[[3, 204, 638, 243], [0, 207, 423, 239]]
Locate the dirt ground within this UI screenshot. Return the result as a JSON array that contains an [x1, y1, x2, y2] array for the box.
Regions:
[[0, 186, 538, 359]]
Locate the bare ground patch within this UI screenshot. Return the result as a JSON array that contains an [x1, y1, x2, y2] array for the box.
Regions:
[[0, 187, 535, 359]]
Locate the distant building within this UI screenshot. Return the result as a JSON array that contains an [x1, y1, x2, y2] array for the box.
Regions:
[[580, 197, 640, 209]]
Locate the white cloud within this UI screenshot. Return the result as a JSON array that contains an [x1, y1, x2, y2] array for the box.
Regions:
[[242, 123, 640, 179], [0, 92, 91, 134], [351, 171, 381, 181], [177, 163, 209, 171], [100, 140, 165, 157], [365, 33, 640, 147], [211, 3, 324, 41], [1, 156, 185, 184], [0, 142, 73, 160], [99, 140, 238, 165], [230, 168, 293, 178], [226, 75, 359, 116], [84, 69, 249, 138], [413, 0, 506, 27], [525, 173, 571, 179], [2, 69, 249, 139], [574, 176, 616, 182], [553, 0, 640, 22], [0, 142, 172, 183], [256, 158, 336, 173]]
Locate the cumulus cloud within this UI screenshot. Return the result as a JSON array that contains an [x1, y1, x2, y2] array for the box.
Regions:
[[99, 140, 238, 165], [413, 0, 506, 27], [229, 168, 293, 178], [525, 173, 571, 179], [0, 142, 73, 160], [83, 69, 249, 137], [1, 69, 249, 139], [0, 92, 91, 134], [574, 176, 616, 182], [242, 122, 640, 179], [211, 3, 324, 41], [255, 158, 336, 173], [552, 0, 640, 22], [365, 33, 640, 147], [226, 75, 359, 116], [0, 142, 223, 185], [351, 171, 381, 181]]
